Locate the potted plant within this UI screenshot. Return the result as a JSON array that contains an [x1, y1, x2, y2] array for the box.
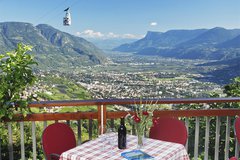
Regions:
[[0, 43, 38, 121]]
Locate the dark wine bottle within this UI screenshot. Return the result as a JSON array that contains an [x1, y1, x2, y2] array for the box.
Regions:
[[118, 117, 127, 149]]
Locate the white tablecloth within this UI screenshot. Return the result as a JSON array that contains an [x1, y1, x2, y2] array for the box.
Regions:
[[60, 133, 189, 160]]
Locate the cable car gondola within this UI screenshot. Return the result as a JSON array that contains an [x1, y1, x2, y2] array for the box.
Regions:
[[63, 7, 71, 26]]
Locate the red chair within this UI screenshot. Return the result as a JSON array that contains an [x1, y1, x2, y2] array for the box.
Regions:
[[229, 117, 240, 160], [42, 123, 76, 160], [234, 117, 240, 144], [229, 157, 238, 160], [149, 117, 188, 145]]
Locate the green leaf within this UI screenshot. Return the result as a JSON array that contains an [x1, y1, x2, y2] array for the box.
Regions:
[[0, 43, 38, 121]]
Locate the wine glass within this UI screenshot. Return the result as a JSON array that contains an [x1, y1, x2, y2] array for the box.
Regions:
[[105, 128, 116, 154], [105, 128, 115, 144], [98, 126, 107, 151]]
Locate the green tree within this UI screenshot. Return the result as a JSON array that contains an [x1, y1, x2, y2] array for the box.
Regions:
[[0, 43, 38, 120], [0, 43, 38, 159], [224, 77, 240, 97]]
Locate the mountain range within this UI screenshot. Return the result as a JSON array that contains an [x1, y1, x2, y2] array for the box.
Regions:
[[113, 29, 207, 52], [113, 27, 240, 60], [113, 27, 240, 84], [0, 22, 107, 70]]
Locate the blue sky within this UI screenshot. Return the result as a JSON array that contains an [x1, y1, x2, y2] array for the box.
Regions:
[[0, 0, 240, 39]]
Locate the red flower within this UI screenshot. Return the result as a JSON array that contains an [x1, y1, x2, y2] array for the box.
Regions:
[[133, 115, 141, 123], [142, 111, 149, 116]]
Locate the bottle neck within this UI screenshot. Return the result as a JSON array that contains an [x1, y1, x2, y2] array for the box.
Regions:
[[120, 118, 125, 125]]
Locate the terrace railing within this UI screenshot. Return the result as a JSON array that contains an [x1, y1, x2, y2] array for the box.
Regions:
[[1, 97, 240, 160]]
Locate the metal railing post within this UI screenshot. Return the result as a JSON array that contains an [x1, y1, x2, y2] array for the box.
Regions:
[[214, 116, 221, 160], [77, 120, 82, 145], [20, 122, 25, 160], [8, 123, 13, 160], [204, 117, 210, 160], [194, 117, 200, 159], [88, 119, 93, 140], [31, 122, 37, 160], [224, 116, 231, 160], [185, 118, 189, 151]]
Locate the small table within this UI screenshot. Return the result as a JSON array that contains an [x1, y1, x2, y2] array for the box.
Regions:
[[60, 133, 189, 160]]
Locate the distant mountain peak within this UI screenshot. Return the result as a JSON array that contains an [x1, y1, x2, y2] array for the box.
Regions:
[[113, 27, 240, 61], [2, 21, 32, 25], [0, 21, 107, 70], [176, 27, 240, 48], [211, 27, 226, 30], [113, 29, 207, 52], [37, 24, 52, 27]]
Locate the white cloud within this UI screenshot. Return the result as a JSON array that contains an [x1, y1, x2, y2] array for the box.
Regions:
[[150, 22, 158, 26], [76, 29, 143, 39], [76, 30, 104, 38], [106, 32, 119, 38]]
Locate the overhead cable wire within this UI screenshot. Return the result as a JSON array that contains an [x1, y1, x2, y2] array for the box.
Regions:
[[33, 0, 69, 24], [43, 0, 80, 25]]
